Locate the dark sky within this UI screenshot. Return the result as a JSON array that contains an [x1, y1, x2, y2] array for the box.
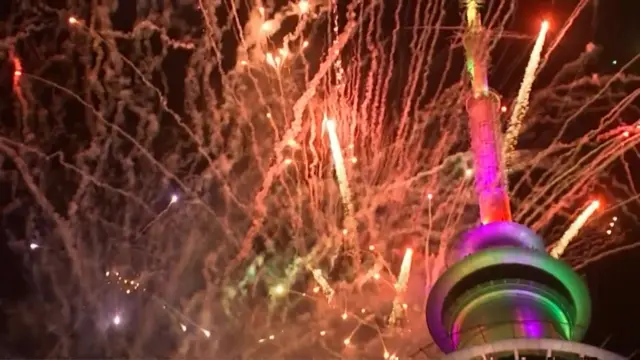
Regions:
[[0, 0, 639, 358]]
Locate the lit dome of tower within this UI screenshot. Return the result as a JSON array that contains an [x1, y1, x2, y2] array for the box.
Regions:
[[426, 221, 591, 352]]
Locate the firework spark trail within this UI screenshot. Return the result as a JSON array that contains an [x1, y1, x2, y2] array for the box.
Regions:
[[550, 200, 600, 258], [394, 0, 442, 149], [503, 20, 549, 170], [227, 13, 361, 272], [389, 248, 413, 326], [69, 19, 251, 219], [309, 267, 335, 303], [325, 117, 357, 255], [395, 248, 414, 293], [10, 49, 28, 112], [361, 0, 407, 164], [465, 0, 480, 25], [520, 89, 640, 228], [538, 0, 591, 73]]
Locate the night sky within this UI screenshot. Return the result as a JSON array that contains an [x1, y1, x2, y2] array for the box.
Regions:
[[1, 0, 640, 358]]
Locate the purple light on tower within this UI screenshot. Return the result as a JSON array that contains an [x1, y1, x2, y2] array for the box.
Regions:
[[516, 306, 545, 338], [466, 93, 512, 223]]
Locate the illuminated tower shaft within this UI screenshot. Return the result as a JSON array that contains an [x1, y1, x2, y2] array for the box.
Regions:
[[466, 95, 512, 223], [463, 6, 512, 224]]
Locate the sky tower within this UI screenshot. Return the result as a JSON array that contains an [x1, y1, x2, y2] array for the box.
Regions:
[[423, 3, 624, 359]]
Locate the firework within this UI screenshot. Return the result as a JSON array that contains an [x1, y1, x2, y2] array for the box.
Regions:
[[550, 200, 601, 259], [503, 20, 550, 169], [1, 1, 638, 359]]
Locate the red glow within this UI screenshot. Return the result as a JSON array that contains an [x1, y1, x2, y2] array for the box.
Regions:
[[500, 105, 507, 113]]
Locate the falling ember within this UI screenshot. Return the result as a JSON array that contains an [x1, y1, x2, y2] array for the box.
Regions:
[[550, 200, 600, 258], [298, 0, 310, 14], [272, 284, 286, 296], [266, 52, 281, 68], [324, 116, 357, 252], [11, 54, 22, 89], [503, 20, 550, 169]]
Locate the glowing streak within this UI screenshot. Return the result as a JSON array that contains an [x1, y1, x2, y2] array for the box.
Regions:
[[504, 21, 549, 167], [12, 56, 22, 87], [395, 248, 414, 293], [310, 268, 335, 302], [550, 200, 600, 259], [465, 1, 480, 26], [389, 248, 413, 326], [265, 52, 280, 68], [325, 116, 356, 246]]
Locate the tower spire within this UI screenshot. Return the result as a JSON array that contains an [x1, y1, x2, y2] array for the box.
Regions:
[[424, 5, 592, 356]]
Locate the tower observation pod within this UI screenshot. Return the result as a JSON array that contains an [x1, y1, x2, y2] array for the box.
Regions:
[[422, 6, 625, 359], [423, 95, 623, 358]]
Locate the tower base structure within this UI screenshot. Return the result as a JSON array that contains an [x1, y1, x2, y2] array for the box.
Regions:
[[439, 338, 626, 360], [426, 222, 592, 354]]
